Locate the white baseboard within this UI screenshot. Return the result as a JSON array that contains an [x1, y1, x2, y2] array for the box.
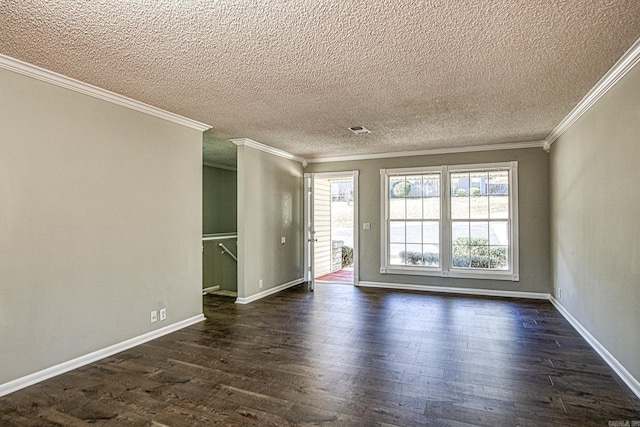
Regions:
[[550, 297, 640, 400], [0, 314, 205, 398], [235, 278, 305, 304], [357, 281, 550, 300]]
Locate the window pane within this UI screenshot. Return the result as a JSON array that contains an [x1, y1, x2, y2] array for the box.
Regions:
[[423, 195, 440, 219], [470, 256, 489, 268], [468, 172, 487, 219], [489, 221, 509, 246], [469, 242, 490, 268], [490, 246, 509, 269], [406, 221, 422, 244], [423, 175, 440, 197], [422, 221, 439, 244], [469, 172, 487, 195], [423, 175, 440, 219], [389, 221, 406, 244], [390, 243, 405, 265], [490, 194, 509, 219], [389, 177, 407, 219], [406, 198, 422, 220], [402, 175, 422, 219], [470, 222, 488, 241], [451, 173, 470, 219], [405, 244, 423, 265], [390, 177, 413, 197], [452, 221, 469, 241], [408, 176, 423, 197], [452, 245, 470, 267], [451, 173, 468, 197], [470, 196, 488, 219], [423, 244, 439, 266], [489, 171, 509, 195], [489, 171, 509, 219], [451, 195, 469, 219]]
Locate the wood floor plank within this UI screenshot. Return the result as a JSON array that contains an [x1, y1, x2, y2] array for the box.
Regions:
[[1, 283, 639, 426]]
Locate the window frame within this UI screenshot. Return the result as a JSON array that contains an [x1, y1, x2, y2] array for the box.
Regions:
[[380, 161, 519, 281]]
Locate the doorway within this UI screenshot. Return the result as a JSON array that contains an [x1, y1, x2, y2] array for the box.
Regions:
[[305, 171, 359, 289]]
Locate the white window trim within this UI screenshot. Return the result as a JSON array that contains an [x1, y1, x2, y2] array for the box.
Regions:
[[380, 161, 519, 281]]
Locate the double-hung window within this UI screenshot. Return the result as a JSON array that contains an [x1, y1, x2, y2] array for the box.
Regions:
[[381, 162, 519, 281]]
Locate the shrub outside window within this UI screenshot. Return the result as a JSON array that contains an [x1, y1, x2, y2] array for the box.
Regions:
[[381, 162, 519, 281]]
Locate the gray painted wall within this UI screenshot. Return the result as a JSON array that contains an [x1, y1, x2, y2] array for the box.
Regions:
[[237, 145, 304, 299], [550, 64, 640, 382], [306, 147, 550, 293], [203, 165, 237, 234], [0, 68, 203, 385]]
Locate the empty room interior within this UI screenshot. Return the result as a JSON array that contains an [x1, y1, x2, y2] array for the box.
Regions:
[[1, 1, 639, 425]]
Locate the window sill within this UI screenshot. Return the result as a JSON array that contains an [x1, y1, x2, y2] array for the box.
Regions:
[[381, 266, 519, 281]]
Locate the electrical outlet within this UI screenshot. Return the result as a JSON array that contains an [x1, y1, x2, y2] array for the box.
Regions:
[[259, 279, 263, 289], [160, 308, 167, 321], [558, 289, 562, 300], [150, 310, 158, 323]]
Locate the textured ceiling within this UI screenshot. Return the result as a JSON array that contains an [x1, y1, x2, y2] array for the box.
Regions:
[[2, 1, 640, 166]]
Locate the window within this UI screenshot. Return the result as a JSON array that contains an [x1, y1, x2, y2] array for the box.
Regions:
[[381, 162, 519, 281]]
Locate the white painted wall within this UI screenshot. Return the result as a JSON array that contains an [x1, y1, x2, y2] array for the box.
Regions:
[[0, 67, 204, 386], [550, 63, 640, 384]]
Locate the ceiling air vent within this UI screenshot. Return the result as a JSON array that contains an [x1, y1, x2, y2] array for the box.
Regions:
[[348, 126, 370, 135]]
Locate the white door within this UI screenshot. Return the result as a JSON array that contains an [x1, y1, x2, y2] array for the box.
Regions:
[[304, 174, 317, 291]]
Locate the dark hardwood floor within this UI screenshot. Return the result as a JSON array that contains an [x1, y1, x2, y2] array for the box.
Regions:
[[1, 283, 639, 426]]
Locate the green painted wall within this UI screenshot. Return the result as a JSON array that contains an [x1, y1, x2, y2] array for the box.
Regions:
[[203, 165, 237, 234]]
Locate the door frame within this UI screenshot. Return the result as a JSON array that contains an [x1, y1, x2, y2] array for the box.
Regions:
[[304, 170, 359, 289]]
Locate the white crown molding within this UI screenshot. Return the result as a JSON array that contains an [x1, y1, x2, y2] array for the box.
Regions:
[[203, 162, 237, 172], [0, 54, 211, 132], [544, 36, 640, 150], [550, 297, 640, 400], [306, 140, 546, 164], [230, 138, 306, 165], [357, 281, 550, 300], [0, 314, 205, 398]]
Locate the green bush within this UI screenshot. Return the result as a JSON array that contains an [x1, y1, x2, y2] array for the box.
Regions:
[[470, 187, 481, 196], [452, 238, 507, 269], [455, 188, 467, 197], [399, 250, 422, 265], [423, 252, 439, 266], [392, 181, 412, 197], [342, 246, 354, 268], [399, 250, 439, 266]]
